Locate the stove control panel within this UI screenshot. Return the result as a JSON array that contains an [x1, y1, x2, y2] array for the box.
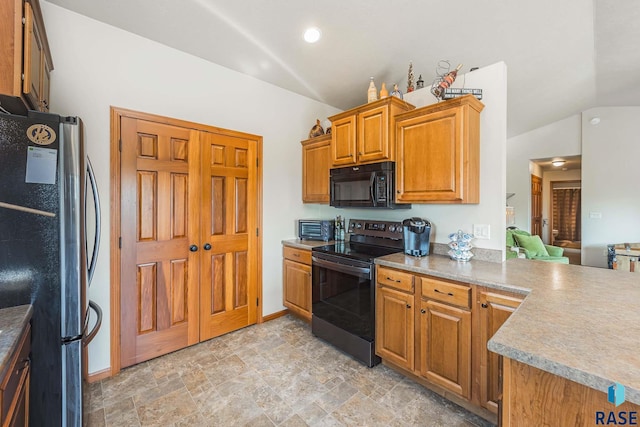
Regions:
[[348, 219, 403, 239]]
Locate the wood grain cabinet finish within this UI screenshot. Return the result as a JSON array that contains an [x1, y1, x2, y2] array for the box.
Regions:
[[0, 0, 53, 113], [0, 324, 31, 427], [301, 135, 331, 203], [282, 247, 312, 321], [419, 298, 471, 398], [395, 95, 484, 204], [329, 97, 414, 167], [477, 288, 523, 414], [375, 283, 415, 371]]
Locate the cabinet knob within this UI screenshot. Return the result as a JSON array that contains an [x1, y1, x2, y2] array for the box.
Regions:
[[204, 243, 212, 250], [397, 190, 401, 194], [420, 309, 426, 314], [189, 245, 198, 252], [406, 304, 411, 309], [481, 303, 488, 308]]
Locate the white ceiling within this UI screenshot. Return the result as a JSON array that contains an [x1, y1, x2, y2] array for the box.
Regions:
[[44, 0, 640, 137]]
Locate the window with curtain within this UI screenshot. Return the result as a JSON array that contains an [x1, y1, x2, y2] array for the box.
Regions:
[[552, 188, 581, 242]]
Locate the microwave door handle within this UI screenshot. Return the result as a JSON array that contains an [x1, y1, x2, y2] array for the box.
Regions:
[[370, 174, 377, 207]]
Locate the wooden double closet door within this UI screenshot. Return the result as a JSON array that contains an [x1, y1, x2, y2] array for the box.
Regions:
[[112, 109, 262, 369]]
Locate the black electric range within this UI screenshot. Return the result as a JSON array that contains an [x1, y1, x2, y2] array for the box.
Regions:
[[310, 219, 404, 367]]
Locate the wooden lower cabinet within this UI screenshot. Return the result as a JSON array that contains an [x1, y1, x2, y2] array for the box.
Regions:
[[477, 288, 523, 414], [419, 299, 471, 398], [375, 284, 415, 370], [282, 246, 312, 321], [0, 324, 30, 427], [375, 266, 525, 423]]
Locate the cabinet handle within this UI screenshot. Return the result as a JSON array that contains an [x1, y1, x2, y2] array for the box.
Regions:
[[434, 289, 454, 297], [203, 243, 212, 250], [481, 303, 488, 308], [420, 309, 426, 314], [386, 277, 401, 283], [406, 304, 411, 309], [397, 190, 401, 194], [189, 244, 198, 252], [15, 358, 29, 374]]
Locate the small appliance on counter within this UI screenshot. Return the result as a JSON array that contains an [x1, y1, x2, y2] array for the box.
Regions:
[[403, 217, 432, 257], [298, 219, 335, 241]]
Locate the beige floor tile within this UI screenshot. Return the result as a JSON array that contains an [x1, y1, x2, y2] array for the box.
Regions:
[[90, 315, 495, 427]]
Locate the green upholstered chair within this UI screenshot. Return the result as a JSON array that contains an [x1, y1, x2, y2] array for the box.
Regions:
[[506, 228, 569, 264]]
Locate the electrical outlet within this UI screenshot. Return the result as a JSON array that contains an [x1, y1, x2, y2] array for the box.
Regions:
[[473, 224, 490, 240]]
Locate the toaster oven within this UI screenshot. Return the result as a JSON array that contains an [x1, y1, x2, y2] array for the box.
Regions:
[[298, 219, 335, 241]]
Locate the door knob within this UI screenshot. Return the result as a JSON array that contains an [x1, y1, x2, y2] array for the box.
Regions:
[[189, 245, 198, 252], [204, 243, 212, 250]]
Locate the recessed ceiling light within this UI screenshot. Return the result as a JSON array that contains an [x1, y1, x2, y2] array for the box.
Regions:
[[303, 27, 321, 43], [552, 160, 566, 167]]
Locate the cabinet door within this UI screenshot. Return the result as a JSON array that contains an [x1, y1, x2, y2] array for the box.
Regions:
[[283, 259, 312, 321], [331, 115, 357, 166], [302, 136, 330, 203], [419, 299, 471, 398], [22, 2, 43, 110], [396, 98, 481, 204], [358, 104, 390, 163], [375, 286, 414, 370], [478, 290, 523, 413]]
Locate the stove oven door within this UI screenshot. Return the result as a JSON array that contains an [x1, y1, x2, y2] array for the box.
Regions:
[[311, 253, 374, 342]]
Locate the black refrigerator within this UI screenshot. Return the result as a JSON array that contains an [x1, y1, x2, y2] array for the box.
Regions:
[[0, 110, 102, 426]]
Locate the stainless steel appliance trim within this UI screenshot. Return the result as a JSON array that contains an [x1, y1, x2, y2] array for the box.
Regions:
[[312, 256, 372, 279]]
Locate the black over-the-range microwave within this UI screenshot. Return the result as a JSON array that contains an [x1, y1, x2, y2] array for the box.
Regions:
[[330, 161, 410, 209]]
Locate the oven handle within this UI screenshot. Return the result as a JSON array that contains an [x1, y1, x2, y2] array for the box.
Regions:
[[312, 256, 372, 279]]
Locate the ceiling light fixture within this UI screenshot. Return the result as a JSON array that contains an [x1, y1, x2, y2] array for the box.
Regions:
[[589, 117, 601, 125], [552, 160, 566, 167], [303, 27, 321, 43]]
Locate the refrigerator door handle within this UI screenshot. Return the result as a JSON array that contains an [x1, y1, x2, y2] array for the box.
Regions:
[[84, 300, 102, 346], [86, 158, 101, 286]]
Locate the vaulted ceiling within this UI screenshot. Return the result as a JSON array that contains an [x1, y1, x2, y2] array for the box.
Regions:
[[45, 0, 640, 137]]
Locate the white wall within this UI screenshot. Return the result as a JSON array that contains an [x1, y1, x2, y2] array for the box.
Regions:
[[507, 115, 582, 231], [313, 62, 509, 254], [42, 3, 340, 374], [541, 169, 581, 244], [581, 107, 640, 267]]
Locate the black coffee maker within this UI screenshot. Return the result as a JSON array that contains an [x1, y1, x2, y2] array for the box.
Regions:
[[403, 217, 432, 257]]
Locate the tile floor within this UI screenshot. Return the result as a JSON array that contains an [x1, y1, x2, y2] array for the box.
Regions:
[[86, 315, 496, 426]]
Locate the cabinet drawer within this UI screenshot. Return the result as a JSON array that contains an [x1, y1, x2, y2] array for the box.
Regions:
[[1, 324, 31, 422], [283, 246, 311, 265], [377, 266, 414, 292], [420, 277, 470, 308]]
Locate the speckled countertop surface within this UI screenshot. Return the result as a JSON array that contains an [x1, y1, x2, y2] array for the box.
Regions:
[[375, 254, 640, 405], [281, 239, 335, 250], [0, 305, 32, 379]]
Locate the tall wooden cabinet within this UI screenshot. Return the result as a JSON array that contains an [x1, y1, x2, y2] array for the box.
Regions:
[[0, 0, 53, 113], [301, 135, 331, 203], [395, 95, 484, 204], [282, 246, 312, 321], [329, 97, 414, 167]]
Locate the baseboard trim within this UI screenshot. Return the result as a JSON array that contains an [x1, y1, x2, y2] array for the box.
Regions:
[[262, 309, 289, 322], [87, 367, 112, 383]]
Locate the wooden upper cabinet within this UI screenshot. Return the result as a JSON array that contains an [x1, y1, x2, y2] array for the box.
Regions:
[[395, 95, 484, 204], [0, 0, 53, 113], [329, 97, 414, 167], [301, 134, 331, 203]]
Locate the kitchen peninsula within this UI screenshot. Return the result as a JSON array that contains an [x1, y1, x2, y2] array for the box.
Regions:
[[375, 253, 640, 424]]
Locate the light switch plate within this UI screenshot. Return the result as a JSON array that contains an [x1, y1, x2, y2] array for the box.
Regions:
[[473, 224, 490, 240]]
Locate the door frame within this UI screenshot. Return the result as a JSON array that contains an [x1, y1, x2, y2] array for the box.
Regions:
[[109, 107, 263, 376]]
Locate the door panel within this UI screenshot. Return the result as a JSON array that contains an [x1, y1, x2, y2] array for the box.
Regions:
[[531, 174, 542, 237], [200, 132, 258, 340], [120, 117, 199, 367]]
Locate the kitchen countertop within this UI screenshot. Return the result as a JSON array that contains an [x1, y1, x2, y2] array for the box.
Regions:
[[375, 253, 640, 405], [282, 239, 336, 250], [0, 304, 32, 380]]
